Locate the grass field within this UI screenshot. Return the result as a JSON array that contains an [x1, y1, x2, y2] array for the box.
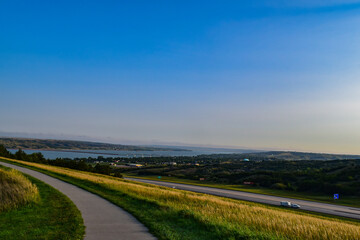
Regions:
[[0, 164, 84, 240], [124, 174, 360, 208], [1, 157, 359, 240]]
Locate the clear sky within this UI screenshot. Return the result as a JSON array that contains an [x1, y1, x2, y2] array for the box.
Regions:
[[1, 1, 360, 154]]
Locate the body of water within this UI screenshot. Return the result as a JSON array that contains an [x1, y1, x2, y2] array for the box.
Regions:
[[8, 149, 237, 159]]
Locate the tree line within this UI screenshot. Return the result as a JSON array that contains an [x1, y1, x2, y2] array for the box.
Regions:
[[124, 159, 360, 196], [0, 145, 122, 177]]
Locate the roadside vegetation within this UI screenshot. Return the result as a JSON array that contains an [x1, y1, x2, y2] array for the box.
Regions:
[[124, 174, 360, 208], [0, 165, 84, 240], [0, 167, 39, 212], [1, 157, 359, 240]]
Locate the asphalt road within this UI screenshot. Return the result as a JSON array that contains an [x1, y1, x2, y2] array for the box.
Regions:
[[0, 161, 156, 240], [126, 177, 360, 220]]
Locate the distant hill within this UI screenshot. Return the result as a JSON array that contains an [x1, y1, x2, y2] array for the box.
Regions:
[[202, 151, 360, 161], [0, 137, 186, 151], [263, 151, 360, 160]]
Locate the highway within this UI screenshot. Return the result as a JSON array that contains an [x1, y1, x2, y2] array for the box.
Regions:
[[126, 177, 360, 220]]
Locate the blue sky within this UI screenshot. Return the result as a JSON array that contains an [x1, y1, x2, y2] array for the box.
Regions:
[[1, 1, 360, 153]]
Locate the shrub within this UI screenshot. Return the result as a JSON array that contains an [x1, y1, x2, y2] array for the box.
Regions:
[[271, 182, 287, 190]]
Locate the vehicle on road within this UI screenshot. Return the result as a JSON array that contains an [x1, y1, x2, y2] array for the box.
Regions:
[[280, 201, 292, 207], [280, 201, 300, 209], [291, 203, 301, 209]]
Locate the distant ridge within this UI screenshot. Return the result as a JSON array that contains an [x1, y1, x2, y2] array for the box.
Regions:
[[0, 137, 187, 152], [202, 151, 360, 161]]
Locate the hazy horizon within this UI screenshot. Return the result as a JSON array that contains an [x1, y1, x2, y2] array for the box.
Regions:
[[2, 131, 360, 155], [2, 1, 360, 154]]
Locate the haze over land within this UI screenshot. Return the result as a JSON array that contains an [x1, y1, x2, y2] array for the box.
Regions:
[[1, 1, 360, 154]]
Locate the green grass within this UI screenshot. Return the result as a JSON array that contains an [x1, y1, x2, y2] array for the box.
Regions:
[[1, 157, 359, 240], [0, 165, 84, 240], [124, 174, 360, 208]]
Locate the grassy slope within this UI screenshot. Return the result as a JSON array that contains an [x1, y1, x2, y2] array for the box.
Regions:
[[0, 165, 84, 240], [0, 167, 39, 212], [124, 174, 360, 208], [1, 157, 359, 240]]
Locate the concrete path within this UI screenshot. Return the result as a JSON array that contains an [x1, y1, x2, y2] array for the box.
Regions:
[[126, 177, 360, 220], [0, 161, 156, 240]]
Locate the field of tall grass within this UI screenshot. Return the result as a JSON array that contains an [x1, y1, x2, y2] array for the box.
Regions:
[[1, 157, 359, 240], [0, 167, 39, 212]]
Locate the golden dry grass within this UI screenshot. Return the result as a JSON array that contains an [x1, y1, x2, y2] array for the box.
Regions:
[[0, 167, 39, 212], [3, 158, 360, 240]]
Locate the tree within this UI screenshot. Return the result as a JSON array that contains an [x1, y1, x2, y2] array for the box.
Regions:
[[0, 144, 13, 158], [114, 171, 123, 178], [94, 164, 111, 175], [15, 149, 27, 160]]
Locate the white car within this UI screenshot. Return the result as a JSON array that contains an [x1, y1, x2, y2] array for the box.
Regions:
[[280, 201, 291, 207], [291, 203, 301, 209]]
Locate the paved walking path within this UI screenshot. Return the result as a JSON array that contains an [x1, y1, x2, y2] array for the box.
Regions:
[[0, 161, 156, 240]]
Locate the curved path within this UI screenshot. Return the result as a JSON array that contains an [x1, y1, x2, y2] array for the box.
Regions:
[[0, 161, 156, 240], [126, 177, 360, 220]]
